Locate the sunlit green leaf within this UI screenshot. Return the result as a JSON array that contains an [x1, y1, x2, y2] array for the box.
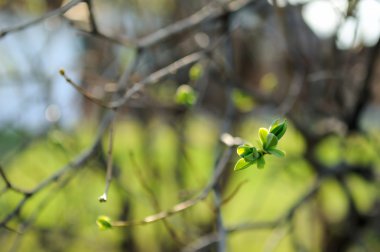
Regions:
[[237, 144, 260, 162], [237, 144, 253, 157], [234, 158, 255, 171], [259, 128, 268, 146], [269, 120, 287, 140]]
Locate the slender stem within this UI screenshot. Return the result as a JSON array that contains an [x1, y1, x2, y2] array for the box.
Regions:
[[112, 147, 233, 227], [99, 115, 116, 202], [85, 0, 98, 34], [0, 0, 83, 38]]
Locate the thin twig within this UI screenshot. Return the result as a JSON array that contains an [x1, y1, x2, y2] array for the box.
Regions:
[[3, 225, 21, 234], [59, 49, 206, 109], [137, 0, 256, 48], [8, 167, 79, 252], [99, 116, 116, 202], [182, 221, 278, 252], [0, 0, 83, 38], [0, 196, 28, 228], [117, 48, 144, 91], [183, 179, 322, 251], [221, 179, 249, 206], [59, 69, 111, 108], [77, 29, 137, 48], [278, 71, 305, 116], [112, 146, 234, 227], [108, 50, 208, 108], [227, 221, 279, 233], [129, 153, 184, 246], [0, 165, 12, 188], [263, 224, 291, 252], [347, 36, 380, 130], [282, 178, 322, 221], [0, 165, 26, 194], [0, 110, 115, 227], [84, 0, 98, 34]]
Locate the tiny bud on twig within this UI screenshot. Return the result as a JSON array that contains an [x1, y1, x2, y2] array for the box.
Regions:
[[98, 193, 107, 203]]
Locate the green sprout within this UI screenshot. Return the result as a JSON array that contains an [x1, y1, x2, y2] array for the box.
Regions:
[[96, 215, 112, 230], [234, 119, 287, 171], [175, 84, 197, 107], [189, 63, 203, 81]]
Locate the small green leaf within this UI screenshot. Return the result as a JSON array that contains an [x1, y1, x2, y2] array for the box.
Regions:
[[175, 85, 197, 106], [243, 148, 260, 162], [237, 144, 253, 157], [234, 158, 255, 171], [264, 133, 278, 150], [257, 156, 265, 169], [267, 148, 285, 157], [269, 120, 287, 140], [269, 119, 280, 130], [189, 63, 203, 81], [96, 216, 112, 230], [258, 128, 268, 146]]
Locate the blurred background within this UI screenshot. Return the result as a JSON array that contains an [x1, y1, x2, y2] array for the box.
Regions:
[[0, 0, 380, 251]]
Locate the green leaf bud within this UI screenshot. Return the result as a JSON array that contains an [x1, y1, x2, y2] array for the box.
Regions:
[[264, 133, 278, 150], [234, 158, 256, 171], [269, 120, 287, 140], [175, 85, 197, 107], [96, 216, 112, 230], [258, 128, 268, 146]]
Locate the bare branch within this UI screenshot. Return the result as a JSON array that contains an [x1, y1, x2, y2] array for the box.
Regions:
[[129, 153, 184, 246], [182, 221, 278, 252], [60, 48, 207, 110], [99, 117, 116, 203], [0, 110, 115, 227], [0, 165, 12, 189], [263, 225, 291, 252], [278, 71, 305, 116], [0, 165, 27, 195], [112, 146, 234, 227], [77, 29, 137, 48], [347, 36, 380, 131], [221, 179, 249, 206], [84, 0, 98, 34], [137, 0, 255, 48], [59, 69, 111, 108], [0, 0, 83, 38], [108, 50, 207, 108], [8, 169, 78, 252], [282, 179, 322, 221], [182, 179, 322, 251]]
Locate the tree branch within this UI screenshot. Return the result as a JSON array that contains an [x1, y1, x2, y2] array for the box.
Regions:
[[112, 145, 235, 228], [137, 0, 256, 48], [347, 36, 380, 131], [0, 0, 83, 38]]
